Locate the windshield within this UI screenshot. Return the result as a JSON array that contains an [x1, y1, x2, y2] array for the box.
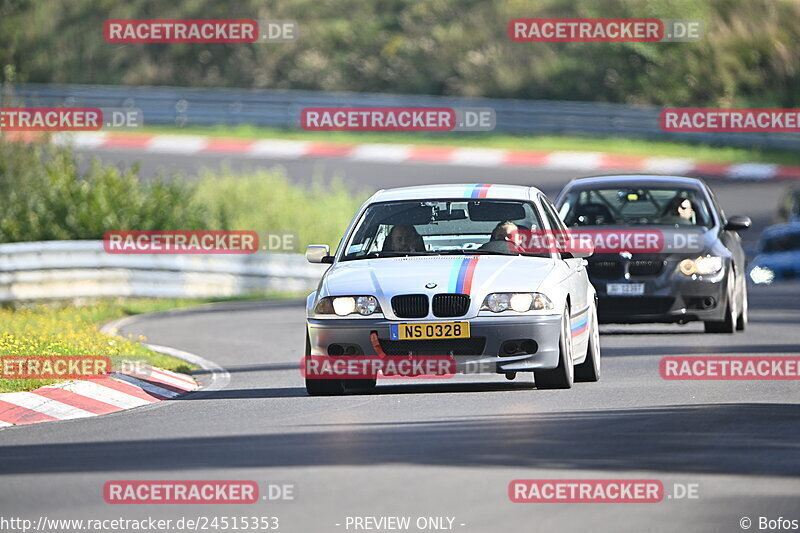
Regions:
[[558, 187, 712, 227], [762, 231, 800, 253], [341, 199, 546, 260]]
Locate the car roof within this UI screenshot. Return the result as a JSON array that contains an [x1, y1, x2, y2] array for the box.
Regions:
[[762, 222, 800, 237], [367, 184, 543, 203], [563, 174, 706, 191]]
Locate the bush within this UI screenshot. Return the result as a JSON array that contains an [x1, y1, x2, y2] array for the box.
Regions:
[[0, 139, 210, 242]]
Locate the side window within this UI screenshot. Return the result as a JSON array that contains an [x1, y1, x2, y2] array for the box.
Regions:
[[539, 195, 566, 232], [706, 186, 726, 226], [537, 196, 569, 257]]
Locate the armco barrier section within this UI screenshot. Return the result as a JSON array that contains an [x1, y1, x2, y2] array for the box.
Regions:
[[0, 240, 327, 301], [7, 83, 800, 150]]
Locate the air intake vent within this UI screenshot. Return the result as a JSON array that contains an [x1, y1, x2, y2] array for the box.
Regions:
[[391, 294, 428, 318], [379, 338, 485, 356], [432, 293, 470, 317]]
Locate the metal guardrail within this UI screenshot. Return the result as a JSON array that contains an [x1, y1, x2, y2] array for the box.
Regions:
[[7, 83, 800, 150], [0, 240, 326, 301]]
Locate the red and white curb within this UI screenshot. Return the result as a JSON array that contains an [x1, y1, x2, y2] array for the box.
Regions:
[[0, 365, 197, 427], [5, 131, 799, 181], [0, 316, 230, 428]]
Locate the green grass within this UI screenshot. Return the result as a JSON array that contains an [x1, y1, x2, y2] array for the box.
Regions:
[[190, 168, 368, 250], [0, 294, 302, 393], [137, 125, 800, 166]]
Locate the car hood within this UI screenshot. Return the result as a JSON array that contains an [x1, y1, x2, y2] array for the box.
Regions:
[[321, 255, 556, 299]]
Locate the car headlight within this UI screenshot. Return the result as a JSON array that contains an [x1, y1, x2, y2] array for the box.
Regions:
[[315, 296, 381, 316], [679, 255, 723, 276], [481, 292, 553, 313], [749, 266, 775, 285]]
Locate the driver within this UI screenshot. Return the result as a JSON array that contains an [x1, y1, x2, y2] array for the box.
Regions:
[[663, 196, 697, 225], [383, 225, 425, 252]]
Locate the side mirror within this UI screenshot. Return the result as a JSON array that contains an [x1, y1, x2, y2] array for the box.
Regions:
[[561, 250, 593, 259], [725, 215, 751, 231], [306, 244, 333, 264], [560, 231, 594, 259]]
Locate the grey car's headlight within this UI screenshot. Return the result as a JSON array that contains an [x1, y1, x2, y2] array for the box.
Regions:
[[481, 292, 553, 313], [315, 296, 381, 316], [750, 266, 775, 284], [679, 255, 723, 276]]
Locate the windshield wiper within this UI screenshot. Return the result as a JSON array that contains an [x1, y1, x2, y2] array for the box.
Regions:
[[368, 251, 430, 258], [434, 249, 509, 255]]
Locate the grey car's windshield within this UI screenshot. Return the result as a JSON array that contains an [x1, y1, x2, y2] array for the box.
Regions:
[[558, 187, 712, 227], [341, 199, 546, 260]]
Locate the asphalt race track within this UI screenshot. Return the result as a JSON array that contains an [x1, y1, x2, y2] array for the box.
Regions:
[[2, 148, 798, 532]]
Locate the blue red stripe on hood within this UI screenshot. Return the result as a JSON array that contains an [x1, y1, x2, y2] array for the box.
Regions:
[[448, 256, 480, 294]]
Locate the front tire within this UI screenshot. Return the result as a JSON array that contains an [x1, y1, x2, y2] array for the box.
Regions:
[[304, 332, 345, 396], [575, 304, 601, 382], [736, 280, 748, 332], [534, 307, 574, 389], [704, 276, 736, 334]]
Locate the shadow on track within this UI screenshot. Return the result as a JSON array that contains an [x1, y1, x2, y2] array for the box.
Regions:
[[602, 344, 800, 357], [182, 381, 535, 400], [2, 403, 798, 477]]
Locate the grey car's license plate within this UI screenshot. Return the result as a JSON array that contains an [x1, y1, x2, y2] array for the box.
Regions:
[[607, 283, 645, 296]]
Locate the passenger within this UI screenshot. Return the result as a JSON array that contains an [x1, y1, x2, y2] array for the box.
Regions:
[[479, 221, 521, 253]]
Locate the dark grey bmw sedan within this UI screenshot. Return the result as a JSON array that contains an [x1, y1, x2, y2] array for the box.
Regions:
[[555, 175, 751, 333]]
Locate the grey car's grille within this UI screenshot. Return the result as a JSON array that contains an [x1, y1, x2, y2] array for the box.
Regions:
[[432, 294, 470, 318], [629, 259, 665, 277], [391, 294, 428, 318], [589, 258, 665, 279], [589, 260, 624, 280]]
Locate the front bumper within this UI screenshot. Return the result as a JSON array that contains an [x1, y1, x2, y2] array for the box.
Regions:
[[595, 273, 731, 324], [307, 314, 562, 373]]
